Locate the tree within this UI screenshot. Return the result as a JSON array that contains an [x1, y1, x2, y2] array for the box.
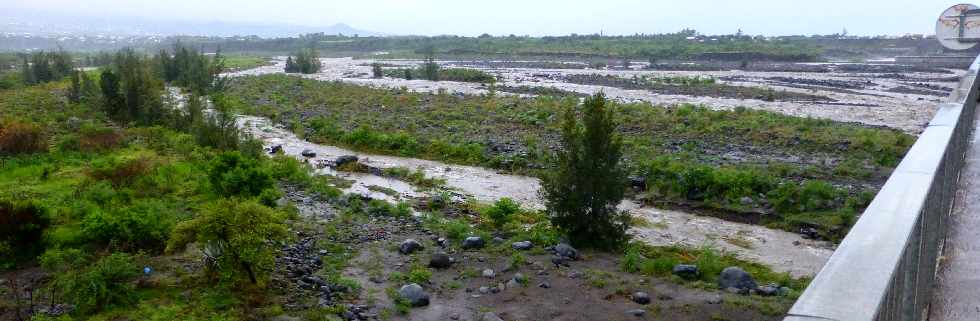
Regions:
[[192, 199, 287, 285], [540, 92, 630, 250], [372, 63, 383, 78], [421, 47, 439, 81], [68, 69, 82, 103], [284, 56, 297, 73], [99, 70, 124, 119]]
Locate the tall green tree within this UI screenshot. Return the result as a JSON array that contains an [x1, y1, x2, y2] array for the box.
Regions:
[[541, 92, 630, 249]]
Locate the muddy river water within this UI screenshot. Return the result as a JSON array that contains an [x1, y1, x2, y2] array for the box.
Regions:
[[238, 115, 832, 278]]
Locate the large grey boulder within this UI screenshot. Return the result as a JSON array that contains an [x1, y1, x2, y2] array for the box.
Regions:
[[511, 241, 533, 251], [301, 149, 317, 158], [554, 243, 578, 260], [718, 267, 757, 292], [632, 291, 651, 305], [429, 253, 452, 269], [462, 236, 486, 250], [335, 155, 359, 167], [399, 239, 423, 255], [672, 264, 699, 280], [398, 283, 430, 307]]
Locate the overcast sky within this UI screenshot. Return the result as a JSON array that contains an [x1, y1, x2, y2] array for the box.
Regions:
[[0, 0, 960, 36]]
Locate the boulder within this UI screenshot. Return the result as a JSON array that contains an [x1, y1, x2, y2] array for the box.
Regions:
[[399, 239, 423, 255], [630, 176, 647, 190], [627, 309, 646, 317], [632, 292, 651, 305], [398, 283, 430, 307], [335, 155, 359, 167], [718, 267, 757, 292], [301, 149, 317, 158], [672, 264, 700, 280], [429, 253, 452, 269], [482, 269, 496, 279], [269, 145, 283, 154], [511, 241, 533, 251], [462, 236, 486, 250], [554, 243, 578, 260], [756, 284, 780, 296]]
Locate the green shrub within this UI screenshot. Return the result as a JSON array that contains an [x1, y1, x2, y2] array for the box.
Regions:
[[45, 252, 141, 315], [193, 198, 288, 285], [408, 265, 432, 284], [483, 197, 521, 230], [208, 151, 274, 198], [81, 198, 177, 251], [0, 200, 48, 269]]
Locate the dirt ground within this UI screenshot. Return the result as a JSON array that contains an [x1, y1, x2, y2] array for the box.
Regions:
[[279, 193, 792, 321]]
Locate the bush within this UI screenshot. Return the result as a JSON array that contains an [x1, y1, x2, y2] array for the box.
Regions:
[[87, 153, 155, 187], [483, 197, 521, 230], [194, 198, 288, 285], [78, 124, 123, 152], [209, 151, 274, 198], [0, 120, 47, 154], [0, 200, 48, 269], [44, 252, 140, 315], [81, 199, 177, 251]]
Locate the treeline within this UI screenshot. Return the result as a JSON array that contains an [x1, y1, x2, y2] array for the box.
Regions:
[[140, 30, 828, 61], [284, 48, 321, 74], [20, 50, 74, 85]]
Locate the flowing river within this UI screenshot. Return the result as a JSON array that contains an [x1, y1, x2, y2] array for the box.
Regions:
[[237, 116, 833, 277]]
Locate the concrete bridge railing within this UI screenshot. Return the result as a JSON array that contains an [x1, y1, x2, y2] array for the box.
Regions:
[[783, 56, 980, 321]]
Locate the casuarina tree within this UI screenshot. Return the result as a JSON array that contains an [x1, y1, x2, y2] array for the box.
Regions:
[[541, 92, 630, 250]]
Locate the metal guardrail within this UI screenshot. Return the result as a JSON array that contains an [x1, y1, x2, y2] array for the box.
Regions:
[[784, 55, 980, 321]]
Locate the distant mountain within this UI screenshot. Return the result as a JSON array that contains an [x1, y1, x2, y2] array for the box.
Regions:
[[0, 9, 383, 38]]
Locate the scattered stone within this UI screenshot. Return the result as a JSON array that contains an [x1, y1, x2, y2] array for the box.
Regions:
[[551, 256, 571, 268], [632, 292, 651, 305], [399, 239, 423, 255], [756, 284, 780, 296], [553, 243, 579, 260], [301, 149, 317, 158], [706, 295, 723, 304], [512, 241, 533, 251], [672, 264, 700, 280], [492, 236, 505, 244], [512, 273, 527, 283], [718, 267, 757, 292], [398, 283, 430, 307], [506, 279, 521, 289], [740, 196, 754, 206], [479, 286, 490, 294], [481, 312, 505, 321], [627, 309, 646, 317], [437, 237, 448, 248], [657, 294, 673, 301], [269, 145, 283, 154], [630, 176, 647, 190], [429, 253, 452, 269], [538, 281, 551, 288], [462, 236, 486, 249], [483, 269, 496, 279], [335, 155, 359, 167]]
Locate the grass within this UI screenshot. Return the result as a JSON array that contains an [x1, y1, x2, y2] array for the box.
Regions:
[[222, 55, 271, 71]]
